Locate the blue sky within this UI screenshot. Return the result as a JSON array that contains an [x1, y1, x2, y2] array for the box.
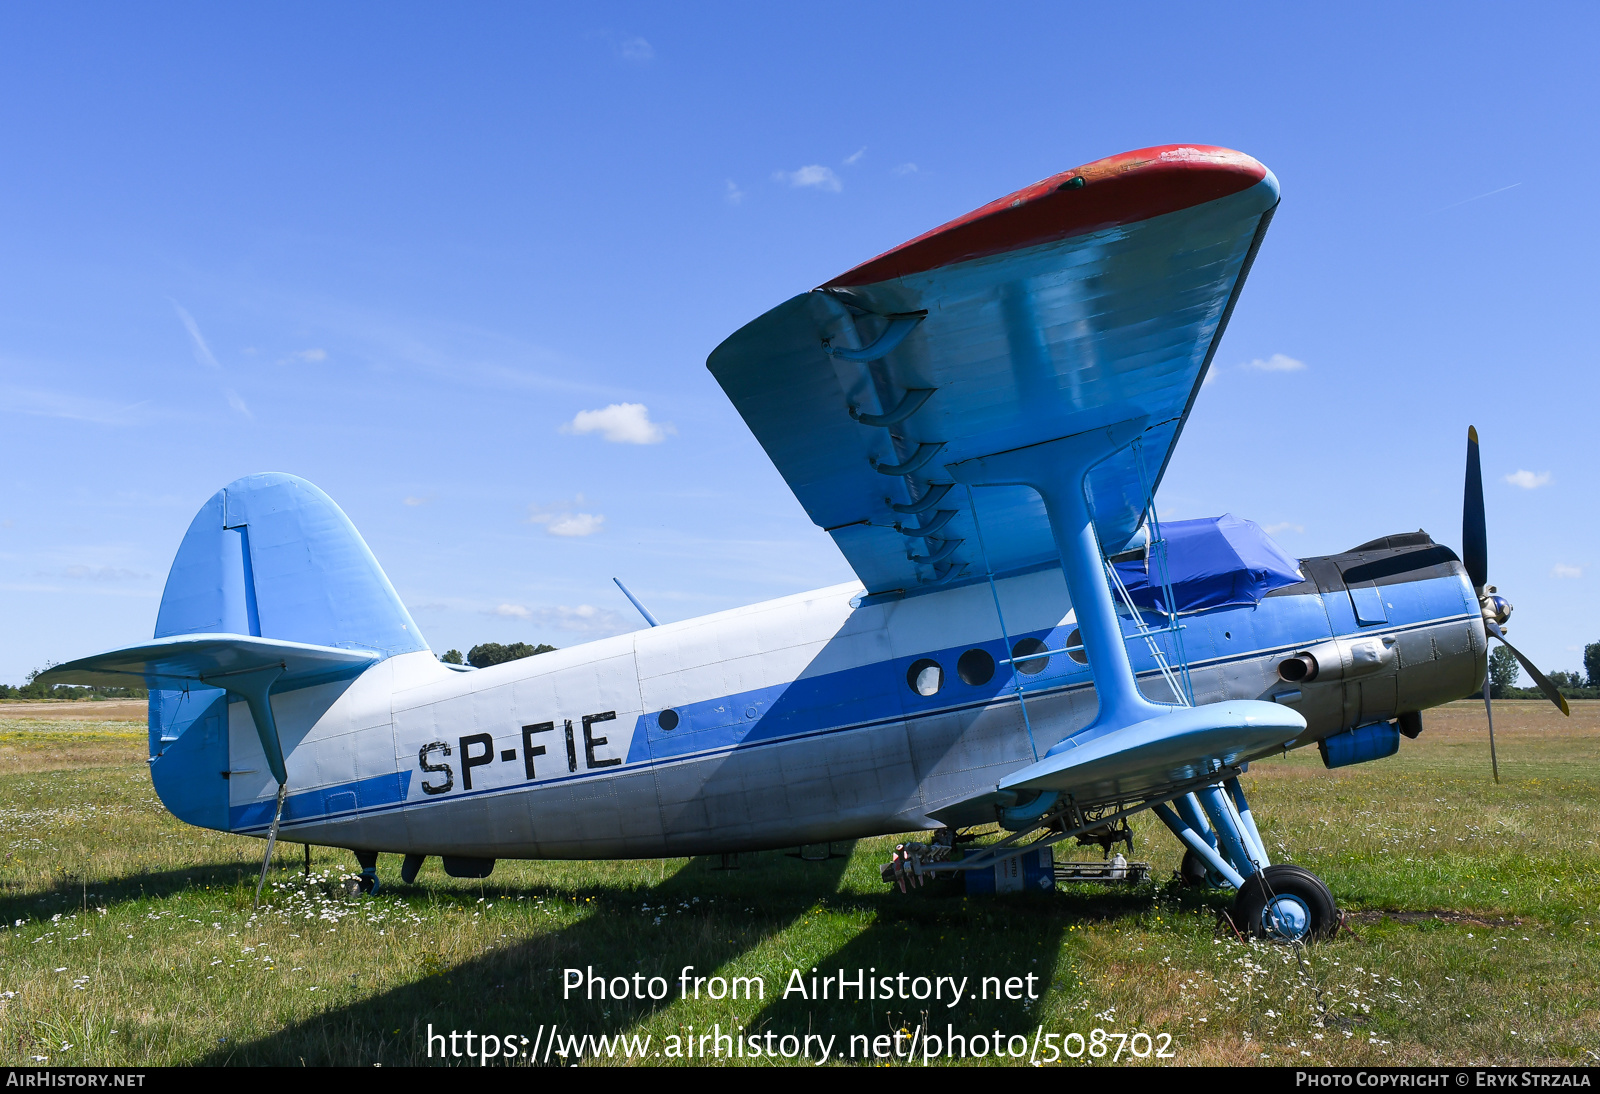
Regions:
[[2, 3, 1596, 684]]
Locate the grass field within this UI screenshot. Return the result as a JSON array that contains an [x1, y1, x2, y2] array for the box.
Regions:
[[1, 699, 1597, 1066]]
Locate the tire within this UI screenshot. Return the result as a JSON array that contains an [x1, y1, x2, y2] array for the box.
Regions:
[[1232, 864, 1338, 942], [1179, 848, 1228, 889]]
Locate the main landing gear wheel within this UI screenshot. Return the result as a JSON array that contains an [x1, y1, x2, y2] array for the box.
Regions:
[[1179, 848, 1226, 889], [1232, 865, 1338, 942]]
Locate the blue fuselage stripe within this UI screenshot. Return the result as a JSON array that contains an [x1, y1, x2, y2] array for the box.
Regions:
[[233, 573, 1475, 834]]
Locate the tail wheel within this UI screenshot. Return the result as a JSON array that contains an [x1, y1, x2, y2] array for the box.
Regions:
[[1232, 864, 1338, 942]]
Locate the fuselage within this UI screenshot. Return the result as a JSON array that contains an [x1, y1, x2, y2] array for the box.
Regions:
[[147, 532, 1485, 859]]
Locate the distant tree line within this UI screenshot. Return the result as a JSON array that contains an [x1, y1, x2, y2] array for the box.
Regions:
[[0, 667, 147, 702], [1488, 641, 1600, 700], [438, 642, 557, 669]]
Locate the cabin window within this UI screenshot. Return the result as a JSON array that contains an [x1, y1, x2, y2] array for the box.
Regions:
[[957, 648, 995, 686], [1011, 637, 1050, 675], [1065, 628, 1088, 665], [658, 708, 680, 731], [906, 658, 944, 697]]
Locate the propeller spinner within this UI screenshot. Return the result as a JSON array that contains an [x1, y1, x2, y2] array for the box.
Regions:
[[1463, 426, 1570, 782]]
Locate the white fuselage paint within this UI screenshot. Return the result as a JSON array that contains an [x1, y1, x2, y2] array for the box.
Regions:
[[224, 563, 1480, 859], [227, 569, 1084, 857]]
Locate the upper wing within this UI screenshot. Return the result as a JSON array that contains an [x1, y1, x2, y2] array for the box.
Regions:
[[709, 145, 1279, 600]]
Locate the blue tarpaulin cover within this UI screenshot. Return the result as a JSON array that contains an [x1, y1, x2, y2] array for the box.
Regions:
[[1112, 514, 1303, 615]]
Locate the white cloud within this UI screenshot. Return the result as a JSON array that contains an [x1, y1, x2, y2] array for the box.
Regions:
[[485, 602, 629, 636], [292, 348, 327, 363], [172, 303, 220, 369], [620, 36, 653, 61], [403, 496, 431, 507], [774, 165, 842, 192], [1263, 522, 1306, 535], [545, 513, 605, 537], [561, 402, 673, 444], [223, 388, 252, 419], [540, 603, 628, 635], [1504, 470, 1551, 489], [892, 162, 918, 177], [725, 179, 744, 205], [1242, 354, 1307, 372], [527, 496, 605, 537], [1553, 563, 1583, 579], [844, 147, 867, 165]]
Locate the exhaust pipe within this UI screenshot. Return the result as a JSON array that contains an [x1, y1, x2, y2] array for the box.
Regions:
[[1277, 636, 1396, 684]]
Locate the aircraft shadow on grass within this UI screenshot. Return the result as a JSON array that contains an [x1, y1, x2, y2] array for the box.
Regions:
[[193, 850, 1200, 1066], [0, 856, 306, 926], [198, 850, 856, 1065]]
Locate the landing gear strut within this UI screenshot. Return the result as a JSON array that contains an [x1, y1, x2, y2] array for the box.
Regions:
[[348, 849, 380, 896], [1157, 776, 1339, 942]]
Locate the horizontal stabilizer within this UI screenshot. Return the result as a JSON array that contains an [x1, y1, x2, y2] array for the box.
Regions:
[[38, 634, 379, 693], [999, 700, 1305, 802]]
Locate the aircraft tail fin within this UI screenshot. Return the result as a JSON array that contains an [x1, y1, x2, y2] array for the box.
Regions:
[[40, 473, 424, 831], [154, 472, 428, 655]]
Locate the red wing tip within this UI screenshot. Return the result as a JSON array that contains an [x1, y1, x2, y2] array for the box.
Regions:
[[825, 144, 1273, 289]]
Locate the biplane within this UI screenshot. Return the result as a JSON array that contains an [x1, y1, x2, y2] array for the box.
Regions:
[[42, 144, 1566, 941]]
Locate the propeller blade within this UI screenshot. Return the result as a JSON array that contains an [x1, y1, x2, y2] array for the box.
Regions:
[[1463, 426, 1488, 590], [1482, 662, 1499, 783], [1488, 621, 1572, 717]]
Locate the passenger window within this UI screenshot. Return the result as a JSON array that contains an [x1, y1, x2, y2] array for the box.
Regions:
[[957, 648, 995, 686], [1011, 637, 1050, 675], [658, 708, 680, 731], [1065, 628, 1088, 665], [906, 658, 944, 697]]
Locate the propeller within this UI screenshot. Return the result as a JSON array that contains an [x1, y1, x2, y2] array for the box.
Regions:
[[1463, 426, 1570, 782]]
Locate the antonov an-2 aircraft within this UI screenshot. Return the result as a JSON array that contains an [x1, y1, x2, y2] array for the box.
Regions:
[[44, 144, 1568, 943]]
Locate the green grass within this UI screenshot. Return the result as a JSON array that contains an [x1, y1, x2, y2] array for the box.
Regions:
[[1, 702, 1597, 1066]]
